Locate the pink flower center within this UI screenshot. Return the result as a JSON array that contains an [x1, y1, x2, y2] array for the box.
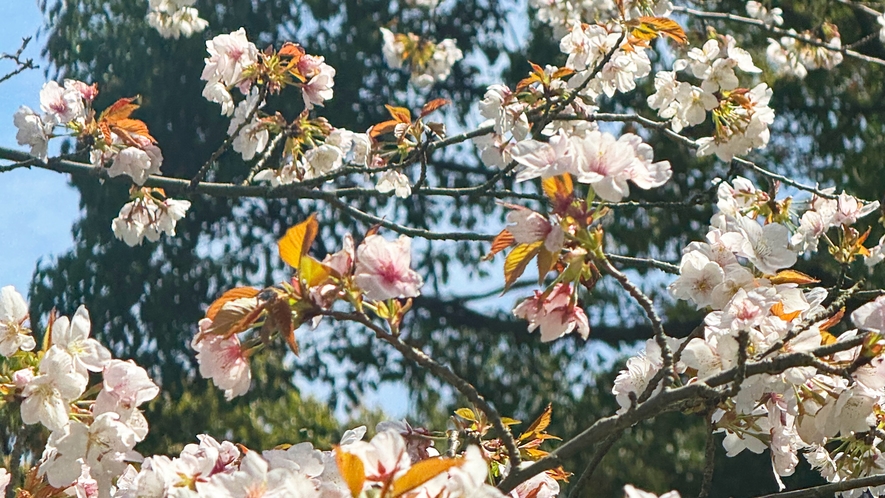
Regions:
[[377, 261, 402, 285]]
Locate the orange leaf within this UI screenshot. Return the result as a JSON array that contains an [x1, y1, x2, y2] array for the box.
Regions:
[[334, 448, 366, 498], [483, 230, 516, 261], [385, 105, 412, 124], [551, 67, 574, 80], [516, 74, 543, 92], [370, 120, 401, 138], [207, 287, 261, 320], [541, 174, 574, 204], [768, 269, 820, 285], [278, 214, 319, 268], [392, 458, 463, 498], [99, 96, 140, 123], [111, 118, 156, 144], [518, 403, 553, 442], [279, 42, 305, 59], [818, 308, 845, 331], [503, 241, 543, 291], [770, 302, 801, 322], [300, 255, 333, 288], [420, 98, 450, 118], [202, 298, 263, 339], [631, 16, 687, 44], [527, 61, 545, 75]]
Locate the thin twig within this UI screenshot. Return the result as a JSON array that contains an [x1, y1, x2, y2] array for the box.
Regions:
[[564, 431, 623, 498], [326, 310, 522, 467], [242, 129, 287, 185], [752, 472, 885, 498], [0, 37, 36, 85], [698, 412, 717, 498], [596, 254, 674, 387]]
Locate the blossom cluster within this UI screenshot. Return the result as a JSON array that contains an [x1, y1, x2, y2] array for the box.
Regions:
[[12, 80, 193, 246], [765, 24, 844, 80], [111, 187, 191, 247], [201, 28, 336, 117], [198, 29, 419, 198], [380, 28, 464, 88], [611, 176, 885, 494], [646, 36, 774, 161], [1, 281, 570, 498], [193, 218, 424, 399], [0, 286, 159, 497], [110, 426, 509, 498], [146, 0, 208, 40]]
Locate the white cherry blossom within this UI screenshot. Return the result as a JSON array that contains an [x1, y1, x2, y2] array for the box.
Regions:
[[0, 285, 35, 356]]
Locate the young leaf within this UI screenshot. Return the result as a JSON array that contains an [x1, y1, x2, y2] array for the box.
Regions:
[[206, 287, 261, 320], [518, 403, 553, 442], [420, 98, 450, 118], [454, 408, 476, 421], [385, 105, 412, 124], [300, 255, 333, 288], [391, 458, 463, 498], [279, 214, 319, 268], [631, 17, 688, 44], [768, 269, 820, 285], [334, 448, 366, 498], [541, 174, 574, 203], [483, 230, 516, 261], [201, 298, 262, 339], [370, 119, 400, 138], [263, 295, 297, 355], [504, 241, 543, 291]]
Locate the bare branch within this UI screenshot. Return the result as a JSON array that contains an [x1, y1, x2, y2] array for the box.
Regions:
[[752, 473, 885, 498], [0, 37, 37, 85], [326, 310, 523, 467]]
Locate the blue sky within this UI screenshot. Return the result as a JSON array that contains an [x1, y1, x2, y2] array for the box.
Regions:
[[0, 2, 80, 298]]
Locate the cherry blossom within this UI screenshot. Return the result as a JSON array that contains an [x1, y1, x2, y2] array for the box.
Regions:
[[376, 170, 412, 198], [13, 105, 52, 160], [192, 317, 252, 400], [112, 194, 191, 247], [107, 145, 163, 185], [21, 346, 88, 431], [40, 81, 85, 125], [505, 206, 564, 253], [147, 0, 208, 39], [0, 285, 35, 357], [51, 305, 112, 377], [512, 284, 589, 342], [353, 235, 424, 301]]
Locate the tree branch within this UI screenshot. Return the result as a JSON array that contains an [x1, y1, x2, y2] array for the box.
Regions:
[[325, 310, 523, 468]]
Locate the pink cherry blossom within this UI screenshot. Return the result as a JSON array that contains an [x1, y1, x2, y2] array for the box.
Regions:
[[192, 317, 251, 400], [512, 283, 589, 342], [354, 235, 424, 302], [39, 81, 85, 124]]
